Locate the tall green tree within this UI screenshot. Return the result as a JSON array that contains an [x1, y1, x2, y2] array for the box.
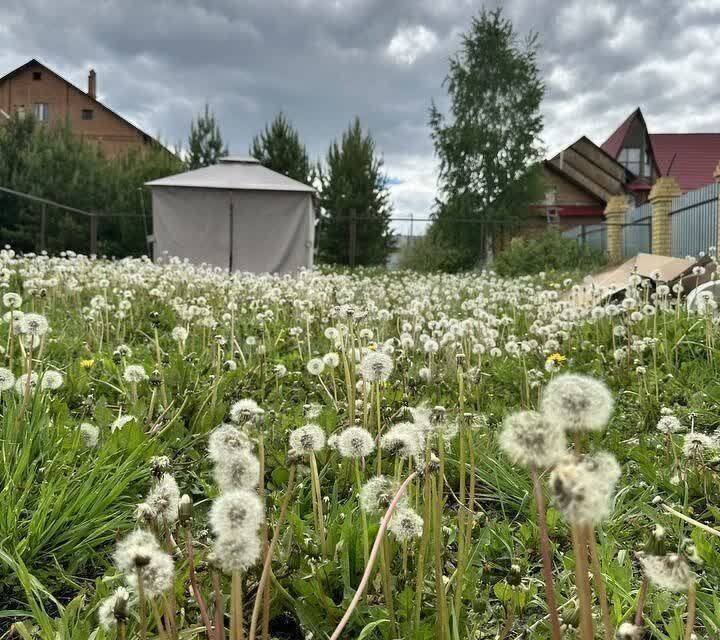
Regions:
[[318, 118, 395, 266], [187, 104, 228, 169], [429, 7, 545, 268], [250, 112, 312, 184]]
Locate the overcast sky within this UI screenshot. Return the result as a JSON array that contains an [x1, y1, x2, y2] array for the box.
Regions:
[[3, 0, 720, 234]]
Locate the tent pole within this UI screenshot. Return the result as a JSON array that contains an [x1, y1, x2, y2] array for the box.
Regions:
[[229, 198, 234, 272]]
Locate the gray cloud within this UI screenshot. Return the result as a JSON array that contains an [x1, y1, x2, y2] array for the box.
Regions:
[[2, 0, 719, 235]]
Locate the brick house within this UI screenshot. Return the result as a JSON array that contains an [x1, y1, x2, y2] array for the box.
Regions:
[[0, 58, 161, 158], [536, 107, 720, 231]]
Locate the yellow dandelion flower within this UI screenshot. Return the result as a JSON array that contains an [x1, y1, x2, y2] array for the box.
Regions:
[[80, 359, 95, 370], [547, 353, 566, 364]]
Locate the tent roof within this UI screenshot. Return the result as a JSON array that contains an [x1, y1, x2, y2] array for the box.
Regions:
[[146, 156, 315, 192]]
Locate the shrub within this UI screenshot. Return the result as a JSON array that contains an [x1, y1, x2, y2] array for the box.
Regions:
[[398, 233, 473, 273], [493, 230, 606, 277]]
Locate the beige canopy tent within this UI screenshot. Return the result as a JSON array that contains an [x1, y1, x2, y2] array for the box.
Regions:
[[146, 157, 315, 274]]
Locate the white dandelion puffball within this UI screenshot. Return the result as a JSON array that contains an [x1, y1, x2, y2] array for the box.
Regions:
[[2, 292, 21, 308], [550, 451, 621, 525], [41, 369, 63, 391], [615, 623, 643, 640], [273, 364, 288, 378], [0, 367, 15, 391], [126, 547, 174, 597], [123, 365, 148, 383], [336, 427, 375, 458], [540, 373, 614, 433], [359, 351, 394, 382], [209, 423, 252, 461], [14, 372, 38, 395], [80, 423, 99, 448], [499, 410, 567, 470], [115, 529, 175, 595], [171, 326, 188, 342], [388, 507, 423, 542], [306, 357, 325, 376], [229, 398, 263, 424], [423, 339, 439, 354], [638, 553, 691, 592], [213, 448, 261, 491], [19, 312, 49, 337], [380, 422, 424, 460], [682, 432, 718, 459], [656, 415, 683, 434], [289, 423, 326, 455], [111, 414, 136, 432], [214, 532, 262, 575], [209, 488, 264, 537], [98, 587, 130, 630], [323, 352, 340, 369], [145, 474, 181, 524], [359, 475, 408, 514], [114, 529, 160, 574]]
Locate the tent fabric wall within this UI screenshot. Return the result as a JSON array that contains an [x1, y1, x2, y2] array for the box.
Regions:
[[151, 186, 314, 274]]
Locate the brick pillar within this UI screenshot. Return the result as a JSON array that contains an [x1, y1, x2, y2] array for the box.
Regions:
[[649, 177, 681, 256], [714, 162, 720, 253], [604, 195, 630, 263]]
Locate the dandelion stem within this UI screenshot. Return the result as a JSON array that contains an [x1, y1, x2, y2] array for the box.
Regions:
[[414, 467, 431, 631], [354, 460, 370, 567], [587, 527, 613, 640], [571, 525, 594, 640], [309, 452, 327, 557], [328, 470, 418, 640], [213, 570, 224, 640], [683, 580, 696, 640], [530, 468, 563, 640], [137, 569, 147, 640], [150, 600, 169, 640], [633, 578, 648, 627], [249, 465, 297, 640], [185, 526, 213, 640], [231, 571, 244, 640], [433, 472, 448, 640], [662, 503, 720, 537]]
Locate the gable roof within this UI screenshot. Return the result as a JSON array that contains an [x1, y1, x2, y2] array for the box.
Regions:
[[649, 133, 720, 192], [0, 58, 165, 150], [600, 108, 641, 158], [146, 157, 315, 192]]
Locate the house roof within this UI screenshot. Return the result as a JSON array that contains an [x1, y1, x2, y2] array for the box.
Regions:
[[600, 108, 641, 158], [648, 133, 720, 192], [146, 156, 315, 192], [0, 58, 166, 151]]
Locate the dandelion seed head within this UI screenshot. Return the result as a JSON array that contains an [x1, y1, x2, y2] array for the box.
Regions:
[[322, 352, 340, 368], [388, 507, 423, 542], [499, 410, 566, 469], [14, 372, 38, 395], [80, 422, 99, 448], [656, 415, 683, 434], [145, 474, 180, 524], [336, 427, 375, 458], [550, 452, 620, 525], [111, 414, 136, 432], [615, 622, 642, 640], [123, 365, 147, 383], [380, 422, 424, 460], [638, 553, 691, 592], [229, 398, 263, 424], [306, 358, 325, 376], [540, 373, 613, 433], [360, 475, 407, 514], [19, 312, 49, 336], [289, 423, 326, 455], [209, 488, 264, 537], [98, 587, 130, 629], [359, 351, 394, 382], [41, 369, 63, 390], [0, 367, 15, 391], [682, 432, 718, 459], [209, 423, 252, 461], [213, 448, 261, 491], [214, 532, 262, 574]]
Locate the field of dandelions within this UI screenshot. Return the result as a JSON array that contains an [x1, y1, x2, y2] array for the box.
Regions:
[[0, 250, 719, 640]]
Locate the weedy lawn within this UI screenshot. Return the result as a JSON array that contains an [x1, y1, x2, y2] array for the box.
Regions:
[[0, 252, 718, 640]]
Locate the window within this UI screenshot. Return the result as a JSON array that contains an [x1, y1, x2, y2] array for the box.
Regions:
[[32, 71, 42, 81], [81, 109, 94, 120], [618, 147, 643, 175], [33, 103, 49, 122]]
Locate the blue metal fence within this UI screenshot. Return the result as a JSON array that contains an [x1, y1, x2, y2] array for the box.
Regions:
[[562, 224, 606, 253], [623, 202, 652, 257], [670, 182, 717, 258]]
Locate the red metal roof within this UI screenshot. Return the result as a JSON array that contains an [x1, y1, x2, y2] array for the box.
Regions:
[[626, 178, 652, 191], [648, 133, 720, 192], [600, 108, 640, 158]]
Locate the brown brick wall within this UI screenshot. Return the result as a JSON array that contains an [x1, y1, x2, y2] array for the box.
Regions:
[[0, 61, 149, 159], [541, 166, 599, 206]]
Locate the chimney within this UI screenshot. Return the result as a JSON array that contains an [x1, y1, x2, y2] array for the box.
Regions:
[[88, 69, 96, 99]]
